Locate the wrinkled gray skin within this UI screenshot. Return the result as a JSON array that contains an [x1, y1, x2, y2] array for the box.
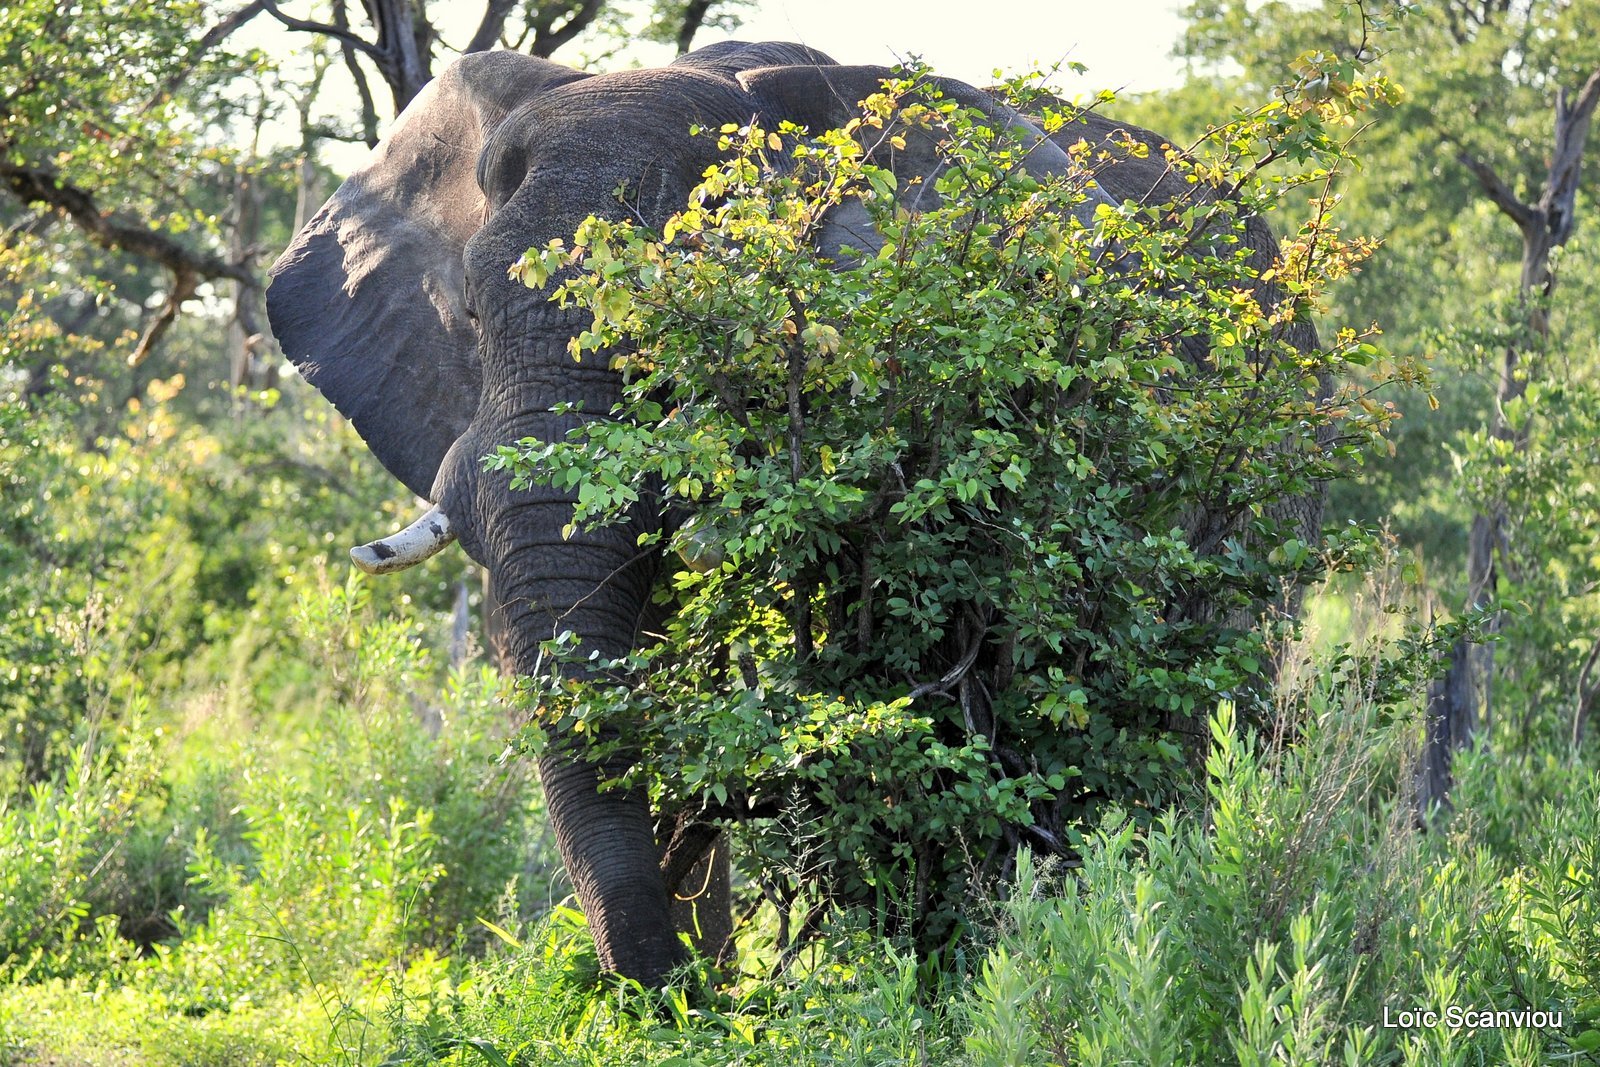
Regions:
[[267, 41, 1318, 985]]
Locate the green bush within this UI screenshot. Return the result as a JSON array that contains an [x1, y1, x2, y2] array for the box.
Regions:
[[496, 67, 1410, 952], [0, 722, 160, 979], [125, 575, 558, 1010], [0, 568, 558, 998], [963, 659, 1597, 1066]]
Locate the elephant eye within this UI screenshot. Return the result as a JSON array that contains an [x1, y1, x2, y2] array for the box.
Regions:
[[477, 134, 530, 210]]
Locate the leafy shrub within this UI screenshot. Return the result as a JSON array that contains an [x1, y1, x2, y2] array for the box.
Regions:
[[385, 908, 960, 1067], [496, 67, 1409, 951], [133, 574, 557, 1011], [0, 565, 558, 1011], [0, 721, 160, 979], [962, 637, 1597, 1066]]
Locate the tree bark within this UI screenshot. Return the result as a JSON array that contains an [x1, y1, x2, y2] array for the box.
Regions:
[[263, 0, 433, 112], [1573, 637, 1600, 748], [466, 0, 518, 53], [674, 0, 714, 55], [529, 0, 607, 58], [227, 159, 268, 395]]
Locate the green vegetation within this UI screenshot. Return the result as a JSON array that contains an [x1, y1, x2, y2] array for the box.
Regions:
[[494, 68, 1406, 954], [1143, 0, 1600, 752], [4, 595, 1595, 1064], [2, 1, 1597, 1065]]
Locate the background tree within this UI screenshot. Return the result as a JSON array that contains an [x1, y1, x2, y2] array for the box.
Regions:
[[1, 0, 746, 398], [1160, 0, 1600, 809]]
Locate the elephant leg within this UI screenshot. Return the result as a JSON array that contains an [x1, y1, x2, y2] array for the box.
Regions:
[[670, 838, 732, 967], [660, 820, 734, 968]]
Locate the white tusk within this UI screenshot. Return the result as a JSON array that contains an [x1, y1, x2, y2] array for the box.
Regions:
[[350, 505, 456, 575]]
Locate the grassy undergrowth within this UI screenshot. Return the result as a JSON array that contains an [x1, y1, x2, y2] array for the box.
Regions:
[[3, 571, 1597, 1067]]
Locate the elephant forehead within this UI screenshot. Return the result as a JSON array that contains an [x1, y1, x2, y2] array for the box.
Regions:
[[503, 69, 757, 153], [552, 65, 756, 113], [480, 89, 746, 218]]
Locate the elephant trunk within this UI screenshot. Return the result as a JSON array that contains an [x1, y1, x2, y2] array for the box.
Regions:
[[489, 518, 683, 983], [441, 317, 682, 983], [537, 748, 684, 978]]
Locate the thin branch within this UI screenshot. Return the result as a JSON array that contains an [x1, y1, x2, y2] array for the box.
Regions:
[[531, 0, 606, 57], [258, 0, 384, 60], [132, 0, 269, 125], [128, 269, 198, 368], [2, 160, 257, 368], [1454, 147, 1535, 232], [333, 0, 380, 147], [658, 820, 722, 898], [193, 0, 271, 57], [909, 610, 986, 700], [303, 122, 377, 144], [1, 161, 252, 286], [1573, 636, 1600, 747], [2, 209, 54, 246]]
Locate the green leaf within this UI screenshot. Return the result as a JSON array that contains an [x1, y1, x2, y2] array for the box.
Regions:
[[459, 1039, 514, 1067], [475, 917, 523, 949]]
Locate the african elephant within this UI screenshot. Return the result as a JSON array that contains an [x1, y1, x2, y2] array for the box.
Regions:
[[267, 40, 1319, 986]]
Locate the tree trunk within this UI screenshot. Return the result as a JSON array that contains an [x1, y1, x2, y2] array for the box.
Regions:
[[1419, 69, 1600, 819], [227, 162, 264, 396], [674, 0, 714, 55]]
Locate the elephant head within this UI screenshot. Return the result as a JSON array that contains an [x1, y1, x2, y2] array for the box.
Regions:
[[267, 41, 1313, 985]]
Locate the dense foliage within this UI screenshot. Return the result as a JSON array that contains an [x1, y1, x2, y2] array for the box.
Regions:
[[1150, 0, 1600, 746], [492, 67, 1416, 949]]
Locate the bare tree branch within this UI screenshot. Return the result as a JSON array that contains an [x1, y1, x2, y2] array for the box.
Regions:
[[1539, 69, 1600, 246], [138, 0, 270, 117], [466, 0, 517, 53], [373, 0, 436, 110], [1454, 148, 1535, 232], [2, 160, 258, 367], [1, 161, 252, 286], [531, 0, 606, 57], [259, 0, 385, 60], [128, 269, 198, 368], [334, 0, 380, 146], [304, 122, 379, 144], [1573, 635, 1600, 747], [2, 209, 54, 246]]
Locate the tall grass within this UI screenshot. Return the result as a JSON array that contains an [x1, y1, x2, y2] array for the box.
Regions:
[[959, 578, 1598, 1066], [0, 572, 560, 1066]]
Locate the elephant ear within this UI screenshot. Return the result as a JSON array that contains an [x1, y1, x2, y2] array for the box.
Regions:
[[267, 52, 586, 501], [738, 64, 1106, 258]]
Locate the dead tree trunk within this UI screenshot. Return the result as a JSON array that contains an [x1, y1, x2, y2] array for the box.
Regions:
[[1418, 69, 1600, 820]]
